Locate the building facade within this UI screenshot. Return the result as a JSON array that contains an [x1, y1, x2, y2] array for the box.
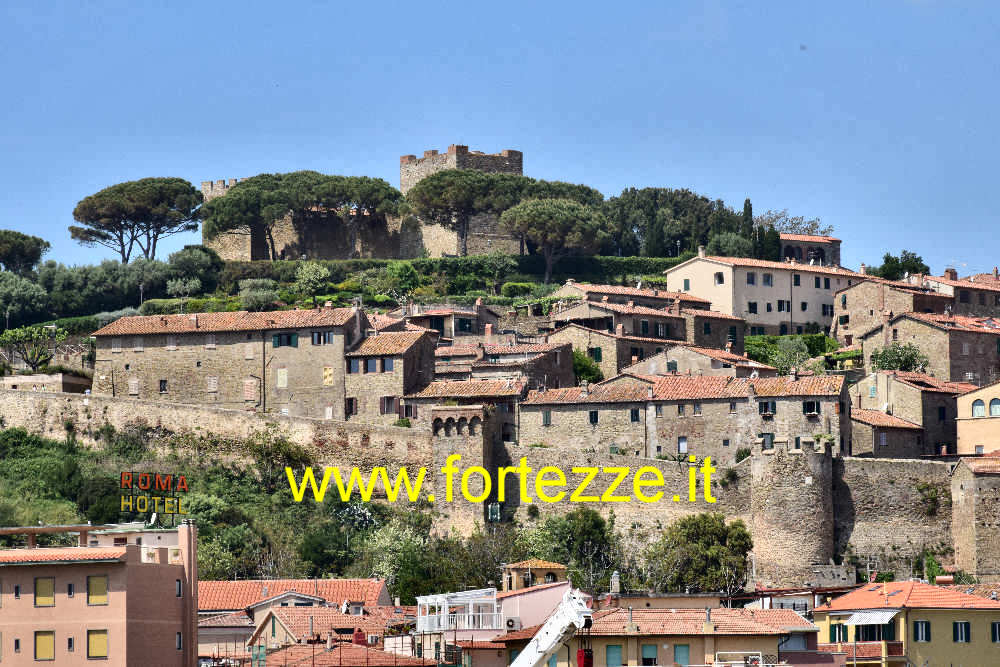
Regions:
[[955, 380, 1000, 455], [831, 278, 951, 346]]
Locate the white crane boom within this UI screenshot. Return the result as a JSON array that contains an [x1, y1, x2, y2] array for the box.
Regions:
[[508, 589, 593, 667]]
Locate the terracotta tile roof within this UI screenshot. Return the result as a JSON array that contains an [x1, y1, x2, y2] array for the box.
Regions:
[[368, 313, 405, 331], [483, 343, 566, 355], [93, 308, 359, 336], [963, 456, 1000, 475], [922, 274, 1000, 293], [568, 301, 685, 318], [0, 547, 127, 564], [524, 373, 841, 405], [895, 312, 1000, 334], [681, 309, 744, 321], [963, 272, 1000, 284], [879, 371, 977, 394], [505, 558, 567, 570], [851, 409, 922, 430], [565, 282, 710, 303], [814, 581, 1000, 611], [495, 581, 569, 600], [434, 363, 473, 375], [498, 608, 805, 642], [778, 233, 841, 243], [943, 583, 1000, 600], [435, 345, 481, 358], [346, 331, 428, 356], [198, 578, 387, 612], [404, 379, 526, 399], [687, 256, 864, 277], [678, 346, 776, 370], [270, 607, 392, 639], [264, 644, 434, 667], [455, 640, 505, 650], [744, 608, 817, 631], [199, 611, 254, 628], [411, 308, 478, 317], [547, 323, 681, 345]]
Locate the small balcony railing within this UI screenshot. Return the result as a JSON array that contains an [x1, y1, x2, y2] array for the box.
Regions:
[[818, 640, 904, 659], [416, 612, 503, 633]]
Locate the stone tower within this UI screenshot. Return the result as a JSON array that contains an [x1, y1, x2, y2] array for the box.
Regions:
[[750, 436, 835, 587], [399, 144, 523, 194]]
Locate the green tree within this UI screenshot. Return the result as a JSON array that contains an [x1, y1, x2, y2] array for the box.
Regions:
[[405, 170, 489, 257], [0, 230, 50, 276], [705, 232, 753, 257], [770, 337, 811, 374], [643, 513, 752, 597], [741, 198, 753, 238], [166, 277, 201, 312], [869, 250, 930, 281], [244, 428, 312, 494], [869, 342, 929, 372], [500, 199, 609, 283], [754, 208, 832, 237], [238, 279, 279, 312], [482, 252, 518, 295], [0, 272, 49, 327], [71, 178, 202, 262], [573, 349, 604, 384], [167, 245, 224, 292], [294, 261, 332, 307], [541, 508, 619, 591], [0, 325, 68, 371]]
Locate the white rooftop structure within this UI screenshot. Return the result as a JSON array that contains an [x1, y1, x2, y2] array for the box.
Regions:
[[415, 587, 502, 633]]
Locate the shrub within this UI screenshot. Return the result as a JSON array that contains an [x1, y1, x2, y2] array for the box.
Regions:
[[501, 282, 535, 298], [239, 279, 279, 312], [393, 418, 411, 428], [735, 447, 752, 464]]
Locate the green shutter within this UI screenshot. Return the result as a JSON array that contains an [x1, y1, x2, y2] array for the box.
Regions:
[[272, 335, 280, 348], [830, 624, 837, 643], [883, 621, 895, 641], [290, 333, 298, 347]]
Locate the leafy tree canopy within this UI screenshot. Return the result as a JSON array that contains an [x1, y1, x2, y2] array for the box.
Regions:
[[0, 325, 68, 371], [0, 230, 50, 276], [705, 232, 754, 258], [71, 177, 202, 262], [644, 513, 752, 597], [754, 208, 832, 237], [870, 342, 929, 372], [294, 261, 332, 307], [500, 198, 608, 283], [573, 348, 604, 384], [868, 250, 930, 281]]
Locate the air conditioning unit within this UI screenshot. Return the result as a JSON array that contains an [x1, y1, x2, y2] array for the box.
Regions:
[[505, 617, 522, 631]]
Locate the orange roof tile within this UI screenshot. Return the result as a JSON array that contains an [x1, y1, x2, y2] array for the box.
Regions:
[[198, 578, 387, 612], [404, 379, 526, 399], [368, 313, 406, 331], [565, 282, 710, 303], [880, 371, 977, 394], [851, 409, 922, 430], [674, 345, 776, 370], [686, 256, 864, 277], [681, 308, 744, 321], [199, 611, 254, 628], [93, 308, 358, 336], [815, 580, 1000, 611], [483, 343, 567, 355], [963, 456, 1000, 475], [547, 323, 683, 345], [346, 331, 428, 356], [893, 312, 1000, 334], [0, 547, 127, 565], [922, 274, 1000, 293], [505, 558, 567, 569], [264, 644, 434, 667], [562, 301, 684, 318], [943, 583, 1000, 600], [435, 345, 481, 357], [778, 233, 841, 243], [270, 607, 392, 638]]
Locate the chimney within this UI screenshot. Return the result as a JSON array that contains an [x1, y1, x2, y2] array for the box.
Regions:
[[324, 300, 333, 310], [945, 267, 959, 281], [615, 323, 624, 336], [698, 245, 706, 258], [610, 571, 621, 594], [790, 367, 798, 380], [309, 615, 314, 638], [994, 267, 998, 280], [859, 263, 867, 275], [485, 323, 493, 343], [327, 632, 333, 650], [189, 314, 198, 328], [602, 295, 609, 302], [394, 597, 400, 606], [647, 386, 654, 399], [671, 300, 681, 316], [627, 300, 634, 308], [703, 608, 715, 633], [580, 381, 589, 396], [725, 341, 732, 353]]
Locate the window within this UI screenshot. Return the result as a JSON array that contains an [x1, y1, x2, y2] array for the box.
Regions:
[[960, 290, 970, 303], [793, 274, 800, 286], [839, 314, 849, 325], [276, 367, 288, 388], [87, 575, 108, 605], [640, 320, 649, 335], [979, 292, 986, 305], [794, 436, 801, 449], [727, 326, 737, 342], [723, 438, 730, 447], [729, 401, 737, 413], [748, 302, 758, 314], [763, 273, 773, 287], [973, 399, 986, 417], [176, 632, 183, 650], [666, 360, 678, 372], [655, 322, 666, 337], [383, 357, 394, 372], [322, 366, 334, 386], [630, 408, 640, 423], [456, 318, 473, 333], [779, 323, 788, 335], [133, 336, 143, 351], [655, 404, 663, 417], [803, 400, 820, 415], [814, 276, 821, 288], [992, 621, 1000, 643], [175, 579, 182, 597], [365, 358, 379, 373], [587, 347, 602, 362], [67, 582, 74, 597], [801, 301, 808, 311], [380, 396, 398, 415], [347, 358, 360, 374], [746, 272, 756, 285], [693, 402, 702, 416], [271, 333, 297, 348], [879, 432, 887, 448], [767, 302, 773, 312], [605, 645, 623, 667], [205, 334, 217, 349], [759, 400, 776, 415], [345, 398, 357, 416], [641, 644, 658, 666], [677, 436, 688, 454], [914, 620, 931, 642], [991, 399, 1000, 416], [111, 338, 122, 353], [68, 636, 74, 652], [14, 637, 19, 652], [87, 630, 108, 659], [159, 379, 168, 393], [713, 272, 724, 285], [953, 621, 970, 643], [34, 577, 55, 607], [822, 304, 833, 317], [311, 331, 335, 345], [34, 631, 54, 661], [683, 278, 690, 291], [672, 645, 689, 666], [206, 376, 218, 393], [14, 584, 20, 598], [829, 623, 848, 642], [542, 410, 552, 426], [841, 294, 847, 308], [678, 404, 686, 416], [702, 321, 711, 335], [128, 378, 139, 395], [824, 277, 831, 289], [760, 433, 775, 450], [589, 410, 599, 425], [869, 385, 877, 398]]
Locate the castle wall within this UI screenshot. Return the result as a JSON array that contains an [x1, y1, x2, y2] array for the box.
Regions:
[[952, 462, 1000, 582]]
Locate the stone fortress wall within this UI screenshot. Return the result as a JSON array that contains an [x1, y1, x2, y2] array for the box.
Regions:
[[202, 144, 524, 261], [0, 390, 978, 586]]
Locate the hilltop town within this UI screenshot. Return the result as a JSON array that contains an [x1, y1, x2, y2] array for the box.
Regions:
[[1, 145, 999, 666]]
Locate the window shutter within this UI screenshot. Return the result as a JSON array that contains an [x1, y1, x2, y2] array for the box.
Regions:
[[953, 621, 959, 642], [926, 622, 931, 642], [830, 624, 837, 643], [398, 400, 405, 418], [290, 333, 298, 347], [803, 402, 808, 414], [272, 335, 280, 348]]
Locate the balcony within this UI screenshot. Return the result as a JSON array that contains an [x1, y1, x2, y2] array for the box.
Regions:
[[818, 641, 904, 661], [416, 612, 503, 633], [415, 588, 503, 634]]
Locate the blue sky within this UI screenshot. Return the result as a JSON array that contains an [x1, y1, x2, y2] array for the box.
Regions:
[[2, 1, 998, 274]]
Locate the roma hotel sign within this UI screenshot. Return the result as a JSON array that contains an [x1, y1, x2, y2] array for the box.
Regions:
[[120, 472, 190, 514]]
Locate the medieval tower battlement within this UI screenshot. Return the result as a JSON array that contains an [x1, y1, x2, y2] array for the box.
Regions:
[[399, 144, 523, 194]]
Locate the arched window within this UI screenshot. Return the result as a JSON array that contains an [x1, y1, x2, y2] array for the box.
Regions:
[[991, 399, 1000, 416], [544, 572, 557, 583], [972, 399, 986, 417]]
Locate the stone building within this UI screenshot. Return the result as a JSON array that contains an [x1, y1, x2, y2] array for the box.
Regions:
[[91, 305, 370, 419], [622, 347, 777, 378], [848, 370, 976, 456], [830, 277, 951, 346], [546, 324, 676, 381], [402, 379, 527, 442], [551, 300, 687, 343], [500, 559, 567, 592], [858, 312, 1000, 384], [663, 249, 867, 335], [681, 309, 746, 353], [549, 280, 711, 310], [778, 233, 842, 267], [908, 269, 1000, 318], [396, 300, 500, 341], [518, 373, 848, 464], [0, 372, 92, 393], [434, 342, 574, 390], [955, 379, 1000, 455], [952, 455, 1000, 582], [344, 330, 437, 425]]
